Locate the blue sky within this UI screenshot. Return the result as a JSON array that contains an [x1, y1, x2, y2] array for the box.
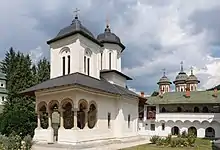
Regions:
[[1, 0, 220, 95]]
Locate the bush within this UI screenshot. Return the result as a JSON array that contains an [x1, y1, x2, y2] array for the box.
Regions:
[[0, 133, 33, 150], [187, 135, 196, 146], [181, 130, 187, 138], [165, 134, 172, 144], [150, 135, 160, 144], [170, 138, 178, 147], [156, 137, 167, 146]]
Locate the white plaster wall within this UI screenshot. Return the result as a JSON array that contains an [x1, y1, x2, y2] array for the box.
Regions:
[[101, 72, 127, 87], [102, 43, 122, 72], [49, 34, 101, 79], [34, 86, 139, 144]]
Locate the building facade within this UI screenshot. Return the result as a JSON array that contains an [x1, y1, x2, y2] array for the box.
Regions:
[[0, 72, 7, 113], [21, 14, 146, 144], [138, 65, 220, 139]]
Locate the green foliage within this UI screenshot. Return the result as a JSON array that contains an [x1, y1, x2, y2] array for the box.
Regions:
[[156, 137, 167, 146], [181, 130, 187, 138], [151, 91, 159, 96], [150, 135, 160, 144], [0, 47, 50, 137], [0, 133, 32, 150], [150, 133, 196, 148]]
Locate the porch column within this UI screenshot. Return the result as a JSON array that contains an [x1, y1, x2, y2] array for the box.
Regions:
[[48, 112, 52, 128], [60, 109, 64, 129], [84, 109, 88, 128], [37, 112, 41, 128], [73, 108, 78, 129]]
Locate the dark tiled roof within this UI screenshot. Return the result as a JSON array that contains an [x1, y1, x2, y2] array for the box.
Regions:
[[147, 91, 220, 104], [97, 25, 125, 51], [20, 72, 139, 98], [47, 16, 102, 46], [100, 69, 132, 80]]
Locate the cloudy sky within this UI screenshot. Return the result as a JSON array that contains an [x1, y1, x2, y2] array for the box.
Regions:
[[1, 0, 220, 95]]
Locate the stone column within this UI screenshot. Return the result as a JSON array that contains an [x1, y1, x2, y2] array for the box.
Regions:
[[48, 112, 52, 128], [72, 108, 78, 129], [84, 109, 88, 128], [60, 109, 64, 129], [37, 113, 41, 128]]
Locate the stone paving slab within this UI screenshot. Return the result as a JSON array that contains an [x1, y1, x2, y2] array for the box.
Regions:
[[32, 138, 150, 150]]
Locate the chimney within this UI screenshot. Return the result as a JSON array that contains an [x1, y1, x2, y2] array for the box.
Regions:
[[185, 87, 190, 97], [213, 88, 218, 97], [140, 91, 144, 97]]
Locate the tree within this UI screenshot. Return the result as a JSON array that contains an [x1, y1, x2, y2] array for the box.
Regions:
[[151, 91, 159, 96], [0, 48, 50, 137]]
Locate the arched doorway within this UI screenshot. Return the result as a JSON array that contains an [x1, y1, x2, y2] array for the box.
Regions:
[[202, 107, 209, 113], [188, 126, 197, 137], [194, 107, 199, 113], [62, 101, 73, 129], [77, 100, 88, 129], [37, 102, 48, 129], [88, 103, 97, 129], [48, 100, 60, 142], [205, 127, 215, 138], [171, 126, 179, 135]]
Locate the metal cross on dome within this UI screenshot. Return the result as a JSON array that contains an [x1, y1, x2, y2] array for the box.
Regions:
[[74, 8, 80, 18], [190, 66, 194, 75], [180, 61, 183, 71], [162, 68, 166, 76]]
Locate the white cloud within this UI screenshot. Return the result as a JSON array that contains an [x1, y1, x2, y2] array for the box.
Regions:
[[29, 46, 44, 64], [114, 0, 220, 91]]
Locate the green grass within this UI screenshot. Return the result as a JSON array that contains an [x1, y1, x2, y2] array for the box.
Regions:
[[121, 138, 214, 150]]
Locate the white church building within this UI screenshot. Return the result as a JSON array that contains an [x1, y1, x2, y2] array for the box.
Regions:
[[21, 14, 146, 145], [138, 65, 220, 139]]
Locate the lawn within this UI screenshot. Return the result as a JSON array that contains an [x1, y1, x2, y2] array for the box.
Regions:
[[121, 138, 214, 150]]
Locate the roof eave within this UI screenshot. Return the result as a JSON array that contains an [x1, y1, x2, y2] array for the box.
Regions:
[[99, 40, 125, 51], [47, 31, 103, 47]]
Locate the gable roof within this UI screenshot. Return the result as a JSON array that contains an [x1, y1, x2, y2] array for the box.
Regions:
[[100, 69, 132, 80], [20, 72, 139, 98], [147, 90, 220, 105]]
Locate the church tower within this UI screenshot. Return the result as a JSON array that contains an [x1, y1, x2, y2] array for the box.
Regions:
[[186, 67, 200, 91], [97, 22, 125, 72], [173, 61, 188, 92], [157, 69, 172, 94], [47, 10, 103, 79]]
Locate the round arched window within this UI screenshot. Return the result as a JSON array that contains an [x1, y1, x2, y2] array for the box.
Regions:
[[88, 104, 97, 129]]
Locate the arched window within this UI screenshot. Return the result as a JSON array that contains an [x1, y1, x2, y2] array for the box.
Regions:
[[171, 126, 179, 135], [194, 107, 199, 113], [188, 126, 197, 137], [87, 58, 90, 76], [191, 86, 193, 91], [177, 107, 182, 112], [180, 88, 183, 92], [62, 57, 65, 75], [67, 55, 70, 74], [205, 127, 215, 138], [101, 53, 103, 70], [84, 56, 86, 73], [128, 114, 131, 128], [161, 107, 166, 113], [202, 106, 209, 113], [109, 53, 111, 70], [88, 103, 97, 129]]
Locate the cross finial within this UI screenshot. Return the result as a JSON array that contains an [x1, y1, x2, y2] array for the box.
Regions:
[[105, 14, 111, 32], [74, 8, 80, 19], [162, 68, 166, 76], [180, 61, 183, 72], [190, 66, 193, 75]]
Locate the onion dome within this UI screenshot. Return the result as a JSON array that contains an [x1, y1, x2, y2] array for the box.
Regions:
[[97, 24, 125, 51], [47, 15, 100, 45], [173, 62, 188, 84], [157, 69, 172, 85], [186, 67, 200, 84]]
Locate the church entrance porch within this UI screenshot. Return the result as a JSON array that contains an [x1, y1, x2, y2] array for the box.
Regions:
[[34, 97, 99, 144]]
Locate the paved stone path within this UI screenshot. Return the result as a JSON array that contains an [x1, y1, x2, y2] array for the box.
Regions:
[[32, 138, 150, 150]]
